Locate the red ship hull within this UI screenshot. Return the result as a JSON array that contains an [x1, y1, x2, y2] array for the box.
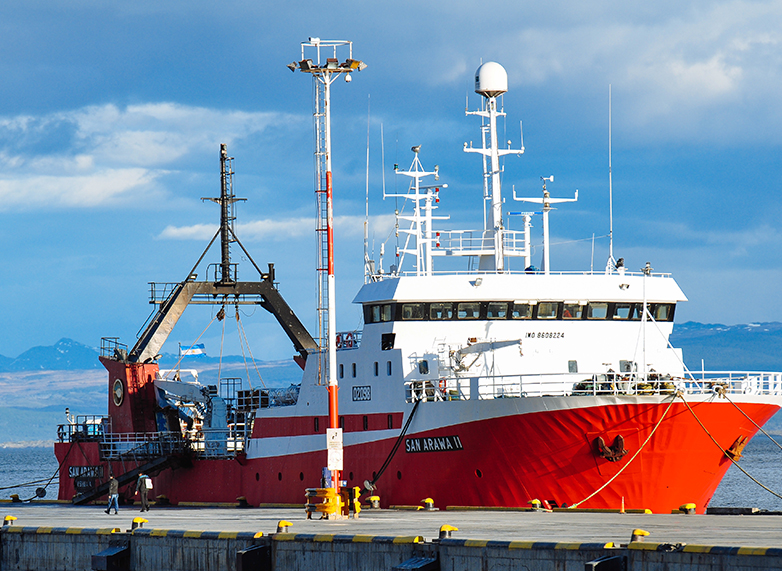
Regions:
[[56, 398, 778, 514]]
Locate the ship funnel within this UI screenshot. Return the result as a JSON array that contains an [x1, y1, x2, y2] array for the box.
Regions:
[[475, 62, 508, 98]]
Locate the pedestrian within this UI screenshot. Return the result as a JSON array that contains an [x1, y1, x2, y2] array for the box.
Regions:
[[135, 472, 150, 512], [105, 473, 119, 514]]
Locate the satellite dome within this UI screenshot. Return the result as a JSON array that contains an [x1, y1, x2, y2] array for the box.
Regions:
[[474, 62, 508, 98]]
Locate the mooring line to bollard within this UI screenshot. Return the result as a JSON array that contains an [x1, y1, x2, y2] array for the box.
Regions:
[[678, 392, 782, 501], [568, 395, 677, 509]]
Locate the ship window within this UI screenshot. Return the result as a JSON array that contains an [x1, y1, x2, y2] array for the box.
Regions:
[[487, 302, 508, 319], [381, 333, 395, 351], [314, 417, 319, 433], [587, 302, 608, 319], [653, 303, 674, 321], [402, 303, 425, 320], [562, 304, 583, 320], [340, 416, 345, 429], [388, 414, 393, 429], [511, 303, 532, 319], [457, 302, 480, 319], [339, 364, 344, 379], [628, 304, 643, 320], [363, 415, 368, 430], [418, 360, 429, 375], [430, 303, 453, 320], [537, 302, 559, 320], [568, 360, 578, 373], [614, 303, 632, 319], [374, 362, 379, 376], [372, 304, 393, 323], [352, 363, 357, 377], [387, 361, 392, 375]]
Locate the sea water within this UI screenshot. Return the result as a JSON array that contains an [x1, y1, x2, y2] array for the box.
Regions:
[[2, 438, 781, 510]]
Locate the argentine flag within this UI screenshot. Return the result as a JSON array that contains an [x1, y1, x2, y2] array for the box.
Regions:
[[181, 343, 206, 356]]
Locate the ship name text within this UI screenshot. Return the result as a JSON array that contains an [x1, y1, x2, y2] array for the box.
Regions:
[[405, 435, 464, 453]]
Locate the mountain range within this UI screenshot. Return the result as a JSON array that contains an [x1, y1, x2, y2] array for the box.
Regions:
[[3, 322, 782, 373]]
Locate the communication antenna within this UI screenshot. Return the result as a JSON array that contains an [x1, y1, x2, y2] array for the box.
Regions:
[[364, 95, 371, 282], [606, 84, 616, 273]]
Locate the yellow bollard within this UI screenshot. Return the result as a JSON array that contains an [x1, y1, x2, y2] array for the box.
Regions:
[[3, 515, 17, 526], [630, 529, 650, 543], [439, 524, 458, 539], [678, 503, 696, 515], [276, 520, 292, 533], [421, 498, 437, 511], [368, 495, 381, 509]]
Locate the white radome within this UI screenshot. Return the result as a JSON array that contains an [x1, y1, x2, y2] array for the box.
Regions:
[[474, 61, 508, 98]]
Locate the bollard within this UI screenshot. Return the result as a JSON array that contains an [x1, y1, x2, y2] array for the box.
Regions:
[[678, 503, 696, 515], [630, 528, 649, 543], [3, 515, 17, 526], [421, 498, 438, 511], [10, 494, 21, 503], [129, 517, 148, 532], [439, 524, 458, 539], [368, 495, 381, 509], [527, 499, 546, 512], [277, 520, 292, 533]]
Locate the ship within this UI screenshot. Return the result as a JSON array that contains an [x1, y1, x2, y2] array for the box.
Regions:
[[55, 54, 782, 515]]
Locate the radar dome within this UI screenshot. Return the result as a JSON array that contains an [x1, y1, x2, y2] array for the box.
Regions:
[[474, 62, 508, 98]]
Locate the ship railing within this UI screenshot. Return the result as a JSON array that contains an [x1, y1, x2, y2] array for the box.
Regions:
[[98, 430, 249, 461], [404, 371, 782, 402], [429, 229, 529, 258], [335, 330, 362, 351], [382, 269, 674, 278], [56, 415, 111, 443]]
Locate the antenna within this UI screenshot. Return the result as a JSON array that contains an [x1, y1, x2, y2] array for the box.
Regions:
[[364, 95, 371, 283], [606, 84, 615, 272]]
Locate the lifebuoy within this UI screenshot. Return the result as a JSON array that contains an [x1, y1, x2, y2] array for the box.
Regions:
[[438, 378, 447, 391], [335, 334, 343, 349], [344, 332, 354, 348]]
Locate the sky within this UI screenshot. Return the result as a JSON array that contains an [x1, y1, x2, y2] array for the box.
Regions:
[[2, 0, 782, 361]]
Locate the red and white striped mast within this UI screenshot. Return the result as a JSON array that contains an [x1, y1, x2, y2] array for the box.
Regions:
[[289, 38, 366, 495]]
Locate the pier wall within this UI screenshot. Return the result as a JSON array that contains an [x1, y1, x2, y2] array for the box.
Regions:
[[3, 526, 782, 571]]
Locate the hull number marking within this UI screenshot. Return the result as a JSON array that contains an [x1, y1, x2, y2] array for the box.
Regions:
[[526, 332, 564, 339], [405, 435, 464, 453], [352, 386, 372, 401]]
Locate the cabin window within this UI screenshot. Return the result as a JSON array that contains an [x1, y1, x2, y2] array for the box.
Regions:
[[363, 415, 368, 431], [562, 304, 583, 320], [371, 304, 393, 323], [511, 303, 532, 319], [537, 302, 559, 320], [457, 302, 481, 319], [487, 302, 508, 319], [339, 364, 344, 379], [374, 362, 379, 376], [430, 303, 453, 320], [387, 361, 392, 375], [402, 303, 425, 320], [381, 333, 395, 351], [352, 363, 357, 377], [418, 360, 429, 375], [614, 303, 633, 320], [653, 303, 675, 321], [587, 302, 608, 319]]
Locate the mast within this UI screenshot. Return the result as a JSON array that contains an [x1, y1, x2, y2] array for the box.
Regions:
[[464, 62, 524, 272], [289, 39, 366, 495]]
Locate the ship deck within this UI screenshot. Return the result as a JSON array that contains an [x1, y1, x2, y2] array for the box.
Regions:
[[2, 502, 781, 547]]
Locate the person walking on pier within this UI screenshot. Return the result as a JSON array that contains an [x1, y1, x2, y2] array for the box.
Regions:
[[105, 474, 119, 514], [135, 472, 150, 512]]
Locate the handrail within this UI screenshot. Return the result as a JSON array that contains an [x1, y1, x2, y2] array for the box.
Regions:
[[404, 371, 782, 403]]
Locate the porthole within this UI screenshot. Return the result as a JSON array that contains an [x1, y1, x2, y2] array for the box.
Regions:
[[255, 472, 259, 482], [349, 472, 354, 480], [397, 471, 402, 480], [112, 379, 124, 407], [475, 469, 483, 478], [278, 472, 282, 481], [299, 472, 304, 481]]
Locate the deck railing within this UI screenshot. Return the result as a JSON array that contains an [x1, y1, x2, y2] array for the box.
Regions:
[[404, 371, 782, 403]]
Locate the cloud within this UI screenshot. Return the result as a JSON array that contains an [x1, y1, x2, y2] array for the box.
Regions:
[[159, 214, 397, 242], [0, 103, 299, 211]]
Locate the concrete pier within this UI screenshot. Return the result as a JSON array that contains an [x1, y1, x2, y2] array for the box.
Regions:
[[2, 503, 782, 570]]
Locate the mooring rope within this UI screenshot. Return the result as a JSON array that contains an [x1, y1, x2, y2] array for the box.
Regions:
[[679, 392, 782, 501], [568, 394, 678, 509], [714, 386, 782, 452]]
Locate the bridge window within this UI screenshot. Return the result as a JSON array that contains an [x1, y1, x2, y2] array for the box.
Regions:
[[487, 302, 508, 319], [587, 302, 608, 319], [370, 304, 393, 323], [614, 303, 633, 319], [562, 304, 583, 320], [374, 362, 379, 376], [339, 364, 344, 379], [457, 302, 480, 319], [430, 303, 453, 320], [511, 303, 532, 319], [402, 303, 425, 320], [352, 363, 357, 377], [418, 360, 429, 375], [537, 302, 559, 320], [652, 303, 675, 321], [387, 361, 392, 376]]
